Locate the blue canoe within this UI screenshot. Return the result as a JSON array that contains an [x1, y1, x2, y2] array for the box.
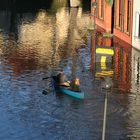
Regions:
[[52, 76, 84, 99], [58, 87, 84, 99]]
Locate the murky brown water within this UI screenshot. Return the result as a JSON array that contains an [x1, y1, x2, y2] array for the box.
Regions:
[[0, 0, 140, 140]]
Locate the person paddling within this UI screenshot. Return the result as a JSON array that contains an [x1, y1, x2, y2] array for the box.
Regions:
[[56, 72, 81, 92], [70, 78, 80, 92], [56, 72, 70, 87]]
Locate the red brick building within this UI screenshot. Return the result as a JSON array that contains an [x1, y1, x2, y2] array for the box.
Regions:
[[91, 0, 112, 33], [91, 0, 133, 45]]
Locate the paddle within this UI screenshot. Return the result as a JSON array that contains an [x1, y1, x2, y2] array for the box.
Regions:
[[43, 75, 71, 86], [42, 90, 50, 95], [42, 77, 51, 80], [56, 81, 71, 87]]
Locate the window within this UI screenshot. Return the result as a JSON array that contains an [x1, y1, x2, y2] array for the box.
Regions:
[[135, 12, 140, 38], [139, 15, 140, 37], [126, 0, 131, 33], [101, 0, 104, 18], [119, 0, 124, 31], [97, 0, 104, 19]]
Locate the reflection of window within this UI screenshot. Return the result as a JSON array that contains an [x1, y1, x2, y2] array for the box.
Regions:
[[135, 12, 140, 38], [137, 57, 140, 83], [137, 58, 140, 83], [134, 57, 140, 84]]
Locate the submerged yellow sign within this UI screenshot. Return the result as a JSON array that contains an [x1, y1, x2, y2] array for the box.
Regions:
[[101, 56, 107, 69], [96, 48, 114, 55], [95, 71, 114, 77], [95, 47, 114, 78]]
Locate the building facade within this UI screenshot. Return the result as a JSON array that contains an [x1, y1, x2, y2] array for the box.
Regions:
[[132, 0, 140, 50], [91, 0, 133, 45], [91, 0, 112, 33], [114, 0, 133, 45]]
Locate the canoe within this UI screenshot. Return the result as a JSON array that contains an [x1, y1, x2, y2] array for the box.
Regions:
[[52, 76, 84, 99], [58, 87, 84, 99]]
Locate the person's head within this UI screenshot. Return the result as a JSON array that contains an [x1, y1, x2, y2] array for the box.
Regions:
[[75, 78, 80, 86], [57, 72, 65, 83], [57, 72, 64, 76]]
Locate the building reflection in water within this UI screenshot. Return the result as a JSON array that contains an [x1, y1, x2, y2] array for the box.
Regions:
[[0, 0, 89, 77], [113, 37, 132, 93], [131, 48, 140, 93], [129, 48, 140, 140], [0, 34, 4, 56], [90, 31, 114, 79], [90, 31, 132, 93], [89, 27, 140, 139]]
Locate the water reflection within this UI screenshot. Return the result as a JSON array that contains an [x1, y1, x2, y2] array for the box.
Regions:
[[132, 48, 140, 90], [90, 32, 114, 80], [129, 47, 140, 139], [0, 1, 96, 140], [89, 24, 140, 139], [90, 31, 132, 93], [113, 38, 132, 93], [0, 5, 89, 75]]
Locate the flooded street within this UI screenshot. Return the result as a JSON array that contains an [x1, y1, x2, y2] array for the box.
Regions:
[[0, 0, 140, 140]]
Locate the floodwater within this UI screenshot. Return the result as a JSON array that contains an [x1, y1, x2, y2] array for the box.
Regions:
[[0, 0, 140, 140]]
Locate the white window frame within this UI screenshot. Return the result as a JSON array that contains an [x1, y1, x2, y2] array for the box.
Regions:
[[135, 11, 140, 38]]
